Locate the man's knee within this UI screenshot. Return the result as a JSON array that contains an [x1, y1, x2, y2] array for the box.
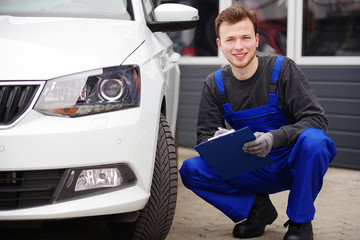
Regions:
[[295, 128, 337, 165], [179, 157, 202, 188], [298, 128, 334, 152]]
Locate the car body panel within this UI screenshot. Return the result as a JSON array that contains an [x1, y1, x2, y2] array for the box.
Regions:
[[0, 185, 148, 220]]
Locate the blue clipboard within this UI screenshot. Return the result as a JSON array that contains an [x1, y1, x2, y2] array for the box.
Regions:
[[194, 127, 273, 180]]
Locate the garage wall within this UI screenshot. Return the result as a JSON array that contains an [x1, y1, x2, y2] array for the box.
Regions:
[[177, 64, 360, 169], [177, 64, 221, 147], [301, 66, 360, 169]]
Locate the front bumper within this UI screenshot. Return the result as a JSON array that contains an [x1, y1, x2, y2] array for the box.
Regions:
[[0, 107, 158, 220], [0, 185, 149, 221]]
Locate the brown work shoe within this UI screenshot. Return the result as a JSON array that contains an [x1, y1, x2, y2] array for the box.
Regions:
[[233, 194, 278, 238]]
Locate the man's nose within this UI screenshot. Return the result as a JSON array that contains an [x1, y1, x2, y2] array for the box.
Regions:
[[234, 39, 244, 50]]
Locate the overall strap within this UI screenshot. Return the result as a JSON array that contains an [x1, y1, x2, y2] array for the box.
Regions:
[[214, 69, 234, 114], [269, 56, 285, 105]]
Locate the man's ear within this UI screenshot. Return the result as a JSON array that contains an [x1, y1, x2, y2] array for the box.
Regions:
[[256, 33, 259, 48], [216, 38, 222, 51]]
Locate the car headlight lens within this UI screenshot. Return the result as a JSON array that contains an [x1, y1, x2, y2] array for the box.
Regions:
[[34, 65, 141, 117], [99, 78, 125, 101]]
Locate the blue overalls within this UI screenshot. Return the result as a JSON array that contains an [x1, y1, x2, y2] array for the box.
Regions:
[[180, 56, 337, 223]]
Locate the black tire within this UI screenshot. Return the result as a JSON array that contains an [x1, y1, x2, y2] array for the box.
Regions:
[[109, 113, 178, 240]]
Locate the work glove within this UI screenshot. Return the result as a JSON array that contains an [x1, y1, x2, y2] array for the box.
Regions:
[[243, 132, 274, 157]]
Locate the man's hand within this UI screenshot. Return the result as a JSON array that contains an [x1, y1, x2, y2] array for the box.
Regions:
[[243, 132, 274, 157]]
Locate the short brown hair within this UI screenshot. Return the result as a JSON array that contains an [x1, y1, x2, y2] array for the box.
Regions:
[[215, 3, 258, 38]]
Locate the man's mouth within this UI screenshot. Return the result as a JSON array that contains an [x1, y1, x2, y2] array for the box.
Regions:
[[234, 53, 247, 59]]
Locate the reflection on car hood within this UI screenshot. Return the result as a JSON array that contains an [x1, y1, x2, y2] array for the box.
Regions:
[[0, 16, 144, 80]]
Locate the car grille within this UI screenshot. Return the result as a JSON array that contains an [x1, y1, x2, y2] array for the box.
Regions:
[[0, 83, 42, 128], [0, 169, 65, 210]]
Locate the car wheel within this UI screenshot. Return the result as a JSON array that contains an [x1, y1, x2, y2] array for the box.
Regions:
[[109, 113, 178, 240]]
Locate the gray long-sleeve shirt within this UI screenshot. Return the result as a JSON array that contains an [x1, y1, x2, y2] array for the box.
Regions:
[[197, 55, 328, 149]]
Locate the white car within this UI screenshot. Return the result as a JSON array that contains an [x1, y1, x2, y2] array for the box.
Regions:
[[0, 0, 198, 239]]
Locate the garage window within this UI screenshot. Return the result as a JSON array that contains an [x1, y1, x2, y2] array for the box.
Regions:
[[302, 0, 360, 56]]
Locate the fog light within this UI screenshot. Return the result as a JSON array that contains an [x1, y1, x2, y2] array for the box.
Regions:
[[55, 164, 137, 202], [75, 168, 123, 191]]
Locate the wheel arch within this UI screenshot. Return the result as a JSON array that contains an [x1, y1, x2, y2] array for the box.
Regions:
[[161, 95, 167, 117]]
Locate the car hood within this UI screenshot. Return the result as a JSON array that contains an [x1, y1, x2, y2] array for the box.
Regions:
[[0, 16, 144, 80]]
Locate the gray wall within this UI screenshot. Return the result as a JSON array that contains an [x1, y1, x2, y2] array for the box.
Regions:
[[177, 64, 220, 148], [177, 64, 360, 169]]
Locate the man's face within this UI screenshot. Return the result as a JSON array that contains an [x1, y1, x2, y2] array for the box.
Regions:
[[217, 18, 259, 70]]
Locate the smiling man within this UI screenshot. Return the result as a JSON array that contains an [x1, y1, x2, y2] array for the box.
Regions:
[[179, 3, 337, 240]]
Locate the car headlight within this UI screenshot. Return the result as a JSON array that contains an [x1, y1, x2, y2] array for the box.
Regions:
[[34, 65, 141, 117]]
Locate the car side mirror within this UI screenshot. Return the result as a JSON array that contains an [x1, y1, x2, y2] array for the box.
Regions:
[[147, 3, 199, 32]]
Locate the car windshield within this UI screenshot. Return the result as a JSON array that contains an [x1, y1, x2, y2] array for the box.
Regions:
[[0, 0, 132, 20]]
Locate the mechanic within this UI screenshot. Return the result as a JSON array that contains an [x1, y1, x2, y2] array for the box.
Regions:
[[179, 3, 337, 240]]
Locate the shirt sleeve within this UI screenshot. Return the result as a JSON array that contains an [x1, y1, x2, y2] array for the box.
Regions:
[[269, 59, 328, 148], [196, 74, 226, 145]]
